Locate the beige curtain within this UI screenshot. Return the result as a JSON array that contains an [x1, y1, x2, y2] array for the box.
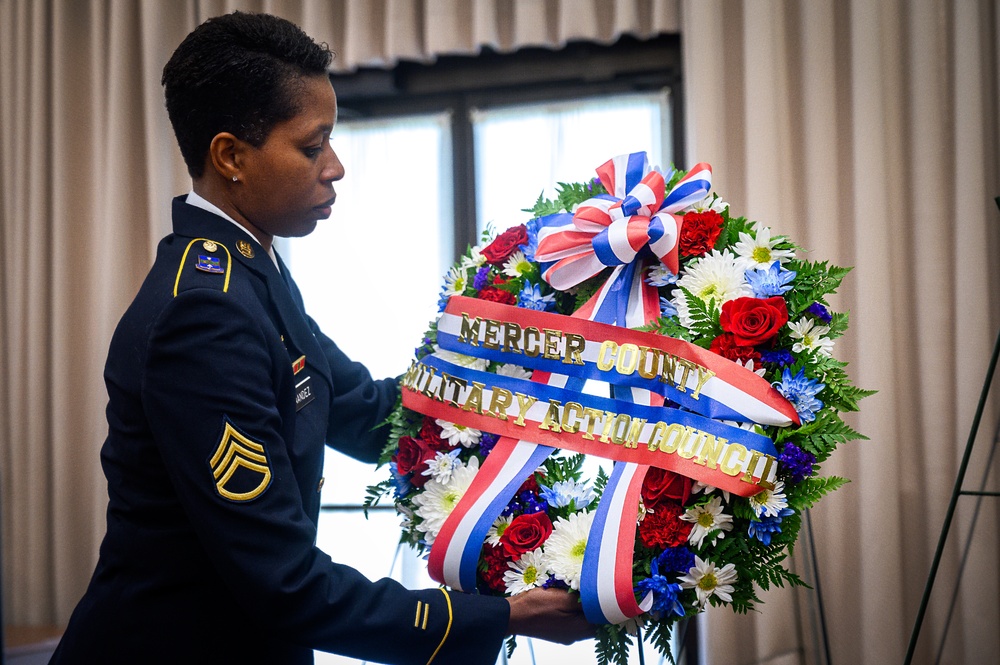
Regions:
[[683, 1, 1000, 664], [2, 1, 999, 664]]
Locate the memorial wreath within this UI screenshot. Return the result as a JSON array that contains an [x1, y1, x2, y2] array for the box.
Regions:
[[364, 152, 872, 663]]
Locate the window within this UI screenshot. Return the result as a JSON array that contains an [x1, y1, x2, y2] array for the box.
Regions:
[[284, 34, 684, 665]]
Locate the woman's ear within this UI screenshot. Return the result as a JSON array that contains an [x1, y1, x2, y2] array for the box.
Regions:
[[207, 132, 243, 182]]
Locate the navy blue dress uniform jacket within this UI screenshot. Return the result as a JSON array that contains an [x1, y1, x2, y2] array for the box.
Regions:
[[50, 197, 509, 664]]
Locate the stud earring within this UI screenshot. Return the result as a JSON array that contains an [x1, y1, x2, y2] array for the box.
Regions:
[[232, 175, 238, 182]]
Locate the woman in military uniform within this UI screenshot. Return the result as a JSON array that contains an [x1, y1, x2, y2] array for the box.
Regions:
[[50, 12, 589, 665]]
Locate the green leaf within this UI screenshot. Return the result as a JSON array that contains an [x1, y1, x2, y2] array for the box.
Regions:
[[788, 476, 850, 510]]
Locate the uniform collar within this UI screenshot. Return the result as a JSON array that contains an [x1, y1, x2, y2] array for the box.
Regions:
[[184, 190, 281, 271]]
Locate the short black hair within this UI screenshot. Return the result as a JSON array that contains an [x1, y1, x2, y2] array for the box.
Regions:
[[162, 12, 333, 178]]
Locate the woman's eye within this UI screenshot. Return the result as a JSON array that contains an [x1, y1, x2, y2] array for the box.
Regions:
[[303, 145, 323, 158]]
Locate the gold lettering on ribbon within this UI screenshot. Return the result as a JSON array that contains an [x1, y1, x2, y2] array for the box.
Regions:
[[524, 327, 542, 357], [513, 393, 538, 427], [487, 387, 513, 420], [542, 329, 562, 360], [580, 407, 603, 440], [720, 443, 749, 476], [443, 374, 467, 406], [503, 322, 523, 355], [563, 333, 586, 366], [458, 313, 482, 346], [637, 347, 660, 380], [561, 402, 583, 434], [616, 343, 640, 375], [538, 400, 563, 431], [462, 382, 486, 415], [597, 340, 618, 371], [693, 435, 727, 469], [482, 319, 502, 350]]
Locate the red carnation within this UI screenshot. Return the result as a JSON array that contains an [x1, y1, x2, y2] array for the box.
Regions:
[[679, 210, 723, 257], [710, 333, 762, 364], [477, 286, 517, 305], [482, 225, 528, 265], [719, 296, 789, 346], [641, 468, 693, 509], [419, 417, 450, 451], [499, 512, 553, 557], [638, 500, 692, 549], [481, 544, 511, 592]]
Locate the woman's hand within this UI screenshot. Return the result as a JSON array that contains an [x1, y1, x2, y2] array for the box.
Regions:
[[506, 587, 596, 645]]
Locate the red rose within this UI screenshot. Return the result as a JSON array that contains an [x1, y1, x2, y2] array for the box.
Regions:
[[481, 544, 510, 592], [679, 210, 723, 257], [641, 468, 693, 508], [477, 286, 517, 305], [392, 435, 434, 481], [638, 501, 692, 549], [517, 473, 541, 495], [499, 512, 553, 557], [719, 296, 789, 346], [482, 225, 528, 265], [419, 417, 450, 451], [710, 333, 762, 364]]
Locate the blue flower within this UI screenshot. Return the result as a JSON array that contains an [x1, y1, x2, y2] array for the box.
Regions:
[[635, 552, 687, 617], [518, 282, 556, 311], [655, 546, 696, 574], [473, 265, 491, 290], [659, 297, 678, 318], [745, 261, 796, 298], [778, 442, 816, 484], [479, 432, 500, 456], [389, 461, 412, 499], [521, 219, 540, 262], [760, 348, 794, 367], [748, 507, 794, 546], [773, 367, 825, 422], [539, 480, 596, 510], [806, 301, 833, 323]]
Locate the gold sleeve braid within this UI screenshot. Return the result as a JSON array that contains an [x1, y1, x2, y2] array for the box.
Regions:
[[424, 588, 453, 665]]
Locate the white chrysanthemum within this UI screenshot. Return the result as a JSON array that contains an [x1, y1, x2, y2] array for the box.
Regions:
[[421, 449, 463, 484], [542, 511, 594, 590], [435, 419, 482, 447], [496, 363, 532, 380], [459, 246, 486, 269], [504, 548, 549, 595], [502, 250, 533, 278], [442, 266, 469, 296], [684, 193, 729, 214], [413, 457, 479, 545], [691, 481, 732, 503], [672, 250, 752, 327], [788, 319, 835, 356], [735, 358, 767, 377], [732, 227, 795, 270], [680, 495, 734, 548], [748, 481, 788, 518], [434, 347, 489, 371], [679, 555, 738, 609], [646, 263, 678, 287], [486, 514, 514, 546]]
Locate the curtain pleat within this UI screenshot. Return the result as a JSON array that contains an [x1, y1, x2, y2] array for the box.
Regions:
[[2, 4, 999, 665], [683, 1, 1000, 664]]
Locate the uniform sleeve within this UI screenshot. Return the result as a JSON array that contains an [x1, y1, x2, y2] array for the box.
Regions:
[[306, 313, 399, 463], [142, 290, 508, 664]]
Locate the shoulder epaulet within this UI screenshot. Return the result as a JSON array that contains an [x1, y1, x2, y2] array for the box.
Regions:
[[173, 238, 232, 297]]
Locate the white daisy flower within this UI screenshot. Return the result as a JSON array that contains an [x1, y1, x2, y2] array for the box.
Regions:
[[442, 266, 469, 296], [421, 449, 463, 484], [748, 481, 789, 518], [788, 319, 835, 356], [486, 515, 514, 546], [459, 246, 486, 269], [435, 419, 482, 447], [502, 250, 533, 278], [496, 363, 532, 380], [646, 263, 678, 287], [680, 495, 734, 548], [672, 250, 752, 327], [503, 548, 549, 595], [542, 510, 595, 590], [679, 555, 738, 609], [683, 193, 729, 214], [434, 347, 489, 371], [732, 227, 795, 270], [691, 481, 731, 503], [413, 457, 479, 545], [735, 358, 767, 377]]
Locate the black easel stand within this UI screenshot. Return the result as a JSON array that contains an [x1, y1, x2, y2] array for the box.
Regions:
[[902, 196, 1000, 665]]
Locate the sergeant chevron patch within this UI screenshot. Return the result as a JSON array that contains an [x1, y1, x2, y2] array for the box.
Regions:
[[209, 420, 272, 502]]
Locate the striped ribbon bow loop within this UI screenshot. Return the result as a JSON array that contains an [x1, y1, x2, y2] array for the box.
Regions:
[[535, 152, 713, 290]]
